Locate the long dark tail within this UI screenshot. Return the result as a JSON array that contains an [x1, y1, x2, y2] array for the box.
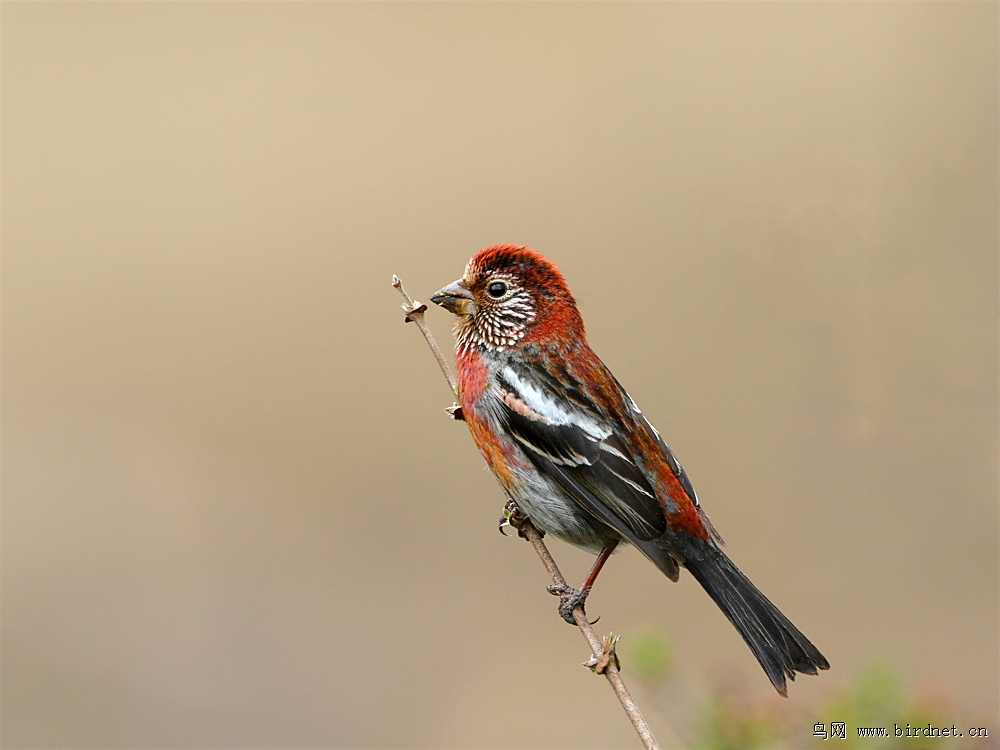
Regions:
[[681, 537, 829, 696]]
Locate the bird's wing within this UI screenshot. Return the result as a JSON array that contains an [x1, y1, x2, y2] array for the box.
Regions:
[[610, 375, 725, 547], [494, 364, 668, 542]]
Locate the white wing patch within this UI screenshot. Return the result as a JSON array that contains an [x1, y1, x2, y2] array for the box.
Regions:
[[500, 366, 611, 441]]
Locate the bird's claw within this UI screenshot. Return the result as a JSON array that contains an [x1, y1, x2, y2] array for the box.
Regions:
[[546, 583, 597, 625], [583, 632, 621, 674], [498, 498, 538, 539]]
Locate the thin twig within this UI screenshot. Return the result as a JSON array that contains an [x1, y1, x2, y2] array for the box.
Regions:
[[392, 274, 661, 750], [519, 521, 660, 750], [392, 274, 457, 395]]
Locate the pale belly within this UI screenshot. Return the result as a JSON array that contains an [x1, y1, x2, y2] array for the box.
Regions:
[[503, 460, 621, 555]]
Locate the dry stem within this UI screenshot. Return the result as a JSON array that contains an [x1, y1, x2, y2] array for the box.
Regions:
[[392, 274, 457, 395], [392, 274, 660, 750]]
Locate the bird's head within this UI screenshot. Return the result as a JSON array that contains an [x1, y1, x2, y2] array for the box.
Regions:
[[431, 244, 585, 351]]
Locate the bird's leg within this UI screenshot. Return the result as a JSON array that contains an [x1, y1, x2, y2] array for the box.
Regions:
[[547, 541, 619, 625]]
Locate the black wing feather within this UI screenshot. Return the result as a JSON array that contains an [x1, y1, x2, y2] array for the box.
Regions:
[[527, 448, 682, 581], [498, 377, 669, 543]]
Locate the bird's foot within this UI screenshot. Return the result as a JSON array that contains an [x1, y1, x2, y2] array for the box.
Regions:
[[498, 498, 541, 540], [546, 583, 594, 625]]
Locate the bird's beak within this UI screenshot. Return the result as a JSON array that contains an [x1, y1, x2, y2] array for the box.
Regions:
[[431, 280, 476, 316]]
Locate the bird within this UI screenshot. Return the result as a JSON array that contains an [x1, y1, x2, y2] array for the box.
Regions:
[[429, 243, 829, 696]]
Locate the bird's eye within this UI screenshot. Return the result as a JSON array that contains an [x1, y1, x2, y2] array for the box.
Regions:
[[487, 281, 508, 298]]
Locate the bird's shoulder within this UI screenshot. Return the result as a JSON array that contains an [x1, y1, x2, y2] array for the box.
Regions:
[[487, 342, 617, 422]]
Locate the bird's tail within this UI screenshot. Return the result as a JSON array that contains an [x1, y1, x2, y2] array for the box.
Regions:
[[681, 537, 829, 696]]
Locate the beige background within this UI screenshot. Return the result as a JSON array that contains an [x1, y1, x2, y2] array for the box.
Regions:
[[2, 2, 997, 747]]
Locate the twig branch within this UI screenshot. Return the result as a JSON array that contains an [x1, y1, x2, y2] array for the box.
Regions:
[[518, 522, 660, 750], [392, 275, 457, 395], [392, 274, 661, 750]]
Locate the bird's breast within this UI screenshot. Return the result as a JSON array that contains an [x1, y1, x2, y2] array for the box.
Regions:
[[455, 344, 489, 409], [455, 347, 527, 488]]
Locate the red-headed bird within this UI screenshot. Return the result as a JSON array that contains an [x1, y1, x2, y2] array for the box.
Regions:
[[430, 244, 829, 696]]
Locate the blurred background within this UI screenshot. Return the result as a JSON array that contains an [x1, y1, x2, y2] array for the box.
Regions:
[[2, 3, 996, 748]]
